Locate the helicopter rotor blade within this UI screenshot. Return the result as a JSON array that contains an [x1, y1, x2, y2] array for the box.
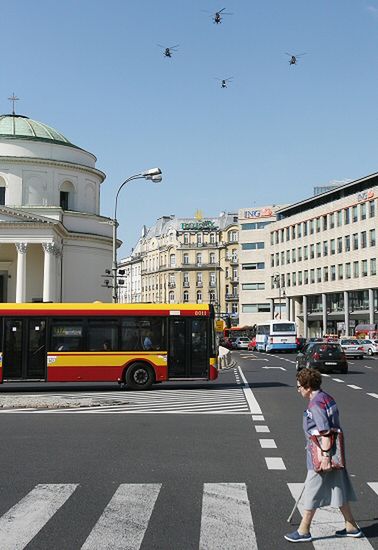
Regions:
[[169, 45, 180, 50], [295, 52, 307, 57], [218, 8, 226, 13]]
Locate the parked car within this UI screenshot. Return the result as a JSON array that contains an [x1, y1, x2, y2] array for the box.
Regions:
[[357, 339, 378, 356], [296, 342, 348, 374], [339, 339, 365, 359], [222, 337, 237, 350], [234, 337, 251, 350], [248, 337, 257, 351]]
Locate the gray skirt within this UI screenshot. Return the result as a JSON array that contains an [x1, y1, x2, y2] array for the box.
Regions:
[[303, 469, 357, 510]]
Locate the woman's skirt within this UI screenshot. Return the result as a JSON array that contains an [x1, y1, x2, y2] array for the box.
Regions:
[[303, 469, 357, 509]]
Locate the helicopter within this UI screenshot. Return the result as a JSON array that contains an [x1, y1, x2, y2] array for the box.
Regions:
[[157, 44, 179, 58], [215, 77, 233, 88], [203, 8, 232, 24], [285, 52, 307, 66]]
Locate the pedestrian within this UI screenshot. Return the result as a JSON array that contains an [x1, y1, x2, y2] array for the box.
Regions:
[[285, 368, 362, 543]]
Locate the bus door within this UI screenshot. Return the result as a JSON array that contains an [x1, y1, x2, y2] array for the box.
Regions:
[[2, 318, 47, 380], [168, 317, 209, 378]]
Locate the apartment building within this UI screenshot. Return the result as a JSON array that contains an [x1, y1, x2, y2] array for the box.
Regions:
[[120, 212, 239, 320]]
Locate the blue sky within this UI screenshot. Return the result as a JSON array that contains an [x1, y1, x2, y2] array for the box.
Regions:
[[2, 0, 378, 256]]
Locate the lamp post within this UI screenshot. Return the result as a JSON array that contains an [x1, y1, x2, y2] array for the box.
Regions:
[[112, 168, 162, 303]]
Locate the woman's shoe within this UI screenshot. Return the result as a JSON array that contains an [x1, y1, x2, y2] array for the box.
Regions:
[[284, 530, 312, 543], [335, 528, 363, 538]]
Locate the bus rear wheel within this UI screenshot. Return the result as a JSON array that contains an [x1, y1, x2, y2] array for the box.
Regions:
[[125, 363, 154, 390]]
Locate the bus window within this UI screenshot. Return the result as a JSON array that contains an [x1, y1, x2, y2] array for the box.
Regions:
[[87, 319, 119, 351], [51, 319, 84, 352], [120, 317, 166, 351]]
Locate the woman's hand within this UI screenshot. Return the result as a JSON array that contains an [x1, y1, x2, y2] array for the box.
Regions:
[[320, 455, 332, 472]]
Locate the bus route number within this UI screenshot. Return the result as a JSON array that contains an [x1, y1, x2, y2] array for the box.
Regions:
[[195, 311, 207, 316]]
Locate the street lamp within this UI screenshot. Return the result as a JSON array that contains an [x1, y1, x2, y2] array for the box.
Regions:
[[112, 168, 162, 303]]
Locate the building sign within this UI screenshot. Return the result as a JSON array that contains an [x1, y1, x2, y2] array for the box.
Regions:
[[243, 208, 273, 219], [181, 220, 218, 231], [357, 189, 374, 202]]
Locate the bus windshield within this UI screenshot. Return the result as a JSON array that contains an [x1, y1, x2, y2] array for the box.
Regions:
[[272, 323, 296, 333]]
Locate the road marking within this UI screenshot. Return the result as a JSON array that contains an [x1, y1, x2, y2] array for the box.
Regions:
[[262, 366, 286, 371], [347, 385, 362, 390], [0, 484, 77, 550], [364, 366, 373, 369], [322, 373, 330, 377], [332, 378, 344, 383], [81, 484, 161, 550], [259, 439, 277, 449], [265, 457, 286, 470], [255, 425, 270, 433], [367, 482, 378, 495], [367, 393, 378, 399], [199, 483, 257, 550], [252, 414, 265, 421], [237, 366, 262, 414], [287, 483, 373, 548]]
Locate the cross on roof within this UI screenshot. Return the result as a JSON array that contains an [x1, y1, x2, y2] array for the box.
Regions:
[[8, 93, 19, 115]]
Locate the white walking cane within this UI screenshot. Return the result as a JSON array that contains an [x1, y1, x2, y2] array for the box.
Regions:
[[287, 482, 306, 523]]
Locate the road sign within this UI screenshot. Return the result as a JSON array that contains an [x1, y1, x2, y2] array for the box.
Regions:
[[215, 320, 225, 332]]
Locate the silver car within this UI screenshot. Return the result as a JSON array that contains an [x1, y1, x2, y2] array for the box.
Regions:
[[339, 339, 365, 359], [234, 337, 251, 350], [358, 339, 378, 356]]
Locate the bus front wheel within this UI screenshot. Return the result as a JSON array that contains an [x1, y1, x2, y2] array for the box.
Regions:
[[125, 363, 154, 390]]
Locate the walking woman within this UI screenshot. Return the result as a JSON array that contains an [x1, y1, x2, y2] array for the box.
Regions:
[[285, 368, 362, 543]]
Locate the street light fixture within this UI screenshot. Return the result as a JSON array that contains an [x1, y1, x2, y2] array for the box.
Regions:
[[112, 168, 162, 303]]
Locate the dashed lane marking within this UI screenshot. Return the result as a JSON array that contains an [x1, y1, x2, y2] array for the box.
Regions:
[[259, 439, 277, 449], [265, 457, 286, 470], [255, 425, 270, 433], [347, 385, 362, 390], [367, 393, 378, 399]]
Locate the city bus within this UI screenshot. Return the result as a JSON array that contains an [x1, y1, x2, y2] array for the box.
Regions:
[[0, 303, 218, 390], [256, 320, 297, 352]]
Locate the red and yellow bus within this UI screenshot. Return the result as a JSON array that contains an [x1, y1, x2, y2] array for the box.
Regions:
[[0, 303, 218, 390]]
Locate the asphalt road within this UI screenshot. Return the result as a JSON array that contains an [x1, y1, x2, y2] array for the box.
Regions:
[[0, 352, 377, 549]]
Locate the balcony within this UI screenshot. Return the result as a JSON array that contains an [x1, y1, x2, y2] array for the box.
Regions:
[[225, 293, 239, 301], [168, 282, 176, 288], [183, 281, 190, 288], [196, 281, 203, 288]]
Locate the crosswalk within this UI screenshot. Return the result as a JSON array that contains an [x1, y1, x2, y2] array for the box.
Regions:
[[0, 386, 250, 414], [0, 481, 377, 549]]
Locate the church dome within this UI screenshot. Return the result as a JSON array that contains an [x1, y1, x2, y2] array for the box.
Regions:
[[0, 114, 72, 145]]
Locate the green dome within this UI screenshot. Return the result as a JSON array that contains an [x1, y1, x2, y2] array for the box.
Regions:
[[0, 114, 72, 145]]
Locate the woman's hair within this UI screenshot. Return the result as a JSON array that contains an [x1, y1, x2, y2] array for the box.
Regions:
[[296, 368, 322, 390]]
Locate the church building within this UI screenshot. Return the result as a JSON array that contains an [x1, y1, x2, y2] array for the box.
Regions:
[[0, 109, 113, 302]]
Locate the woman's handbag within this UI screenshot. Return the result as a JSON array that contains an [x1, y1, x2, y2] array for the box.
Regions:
[[309, 429, 346, 472]]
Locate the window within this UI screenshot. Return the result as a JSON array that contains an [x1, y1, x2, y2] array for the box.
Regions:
[[121, 318, 164, 352], [298, 271, 303, 285], [183, 272, 189, 286], [291, 225, 296, 239], [352, 205, 358, 223], [316, 268, 322, 283], [369, 200, 375, 218], [228, 230, 238, 242], [286, 250, 290, 264], [170, 254, 176, 267], [353, 261, 359, 278], [316, 218, 321, 232], [242, 303, 271, 313], [286, 273, 291, 287], [304, 270, 309, 284], [209, 252, 215, 264], [371, 258, 377, 276], [310, 269, 315, 284], [323, 241, 328, 256], [183, 290, 189, 302], [345, 263, 351, 279], [323, 266, 329, 282], [370, 229, 376, 246], [169, 291, 175, 303], [322, 215, 327, 230], [281, 251, 285, 265], [0, 185, 5, 205], [337, 237, 342, 254], [210, 272, 216, 286], [304, 245, 308, 260], [196, 253, 202, 266], [209, 290, 216, 302], [196, 290, 202, 303], [286, 227, 290, 240], [362, 260, 368, 277], [196, 272, 203, 285], [298, 247, 302, 261], [297, 223, 302, 238], [330, 239, 335, 255], [242, 282, 265, 290], [241, 242, 264, 250], [310, 244, 315, 259], [292, 248, 296, 262], [51, 320, 84, 351], [184, 233, 189, 244], [329, 213, 335, 229], [271, 254, 275, 268], [344, 235, 350, 252], [197, 233, 203, 245], [292, 272, 297, 286], [353, 233, 358, 250], [361, 231, 367, 248], [303, 221, 308, 236], [210, 233, 216, 243], [280, 228, 284, 242], [242, 262, 265, 270], [183, 253, 189, 265], [243, 222, 271, 230], [338, 264, 343, 280], [270, 232, 274, 245], [330, 265, 336, 281], [316, 242, 321, 258], [337, 210, 342, 227], [344, 208, 350, 224], [60, 191, 69, 210], [360, 202, 366, 220]]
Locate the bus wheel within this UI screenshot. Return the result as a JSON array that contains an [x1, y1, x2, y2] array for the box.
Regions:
[[125, 363, 154, 390]]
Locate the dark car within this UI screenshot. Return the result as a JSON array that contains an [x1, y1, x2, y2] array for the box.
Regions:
[[295, 337, 307, 351], [296, 342, 348, 374]]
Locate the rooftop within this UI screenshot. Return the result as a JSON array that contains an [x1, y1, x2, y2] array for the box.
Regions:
[[0, 114, 73, 146]]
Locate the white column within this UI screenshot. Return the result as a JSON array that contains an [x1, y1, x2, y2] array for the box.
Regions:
[[42, 243, 56, 302], [15, 243, 28, 303], [303, 295, 308, 338], [369, 288, 374, 325], [285, 297, 290, 320], [322, 293, 327, 335], [344, 291, 350, 337], [270, 299, 274, 319]]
